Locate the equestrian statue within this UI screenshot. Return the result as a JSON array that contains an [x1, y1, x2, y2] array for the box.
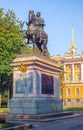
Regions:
[[24, 10, 48, 56]]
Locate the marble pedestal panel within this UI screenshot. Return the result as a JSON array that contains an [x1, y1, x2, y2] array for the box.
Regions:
[[9, 53, 62, 115]]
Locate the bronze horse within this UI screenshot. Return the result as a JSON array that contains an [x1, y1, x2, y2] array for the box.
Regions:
[[24, 10, 48, 56]]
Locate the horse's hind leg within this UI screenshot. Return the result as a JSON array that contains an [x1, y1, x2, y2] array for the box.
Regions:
[[36, 43, 43, 52], [43, 43, 48, 56]]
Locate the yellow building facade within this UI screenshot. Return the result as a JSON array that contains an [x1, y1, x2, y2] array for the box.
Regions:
[[55, 26, 83, 107]]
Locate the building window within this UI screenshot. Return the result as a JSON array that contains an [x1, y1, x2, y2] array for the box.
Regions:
[[76, 74, 80, 81], [76, 64, 80, 69], [76, 99, 80, 102], [67, 88, 71, 96], [75, 88, 80, 96], [67, 99, 71, 102], [68, 65, 72, 69], [68, 74, 72, 81]]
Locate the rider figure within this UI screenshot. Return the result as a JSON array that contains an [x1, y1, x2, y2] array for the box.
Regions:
[[24, 11, 48, 56], [35, 12, 45, 29]]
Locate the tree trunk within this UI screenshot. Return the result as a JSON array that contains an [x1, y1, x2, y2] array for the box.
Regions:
[[7, 89, 9, 108], [7, 75, 12, 108]]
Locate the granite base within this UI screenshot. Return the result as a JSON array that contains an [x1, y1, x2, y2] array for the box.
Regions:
[[9, 97, 62, 115]]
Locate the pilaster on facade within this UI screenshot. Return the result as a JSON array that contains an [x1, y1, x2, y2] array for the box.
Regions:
[[72, 64, 74, 82], [64, 64, 66, 82], [81, 63, 83, 81]]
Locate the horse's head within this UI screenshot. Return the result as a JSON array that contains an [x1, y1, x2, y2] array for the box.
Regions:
[[29, 10, 35, 22]]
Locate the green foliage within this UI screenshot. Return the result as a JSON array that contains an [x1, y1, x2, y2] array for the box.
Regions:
[[0, 9, 32, 106], [0, 9, 23, 75], [0, 108, 8, 110], [0, 122, 15, 129], [0, 8, 32, 74], [63, 107, 83, 111], [20, 40, 33, 54]]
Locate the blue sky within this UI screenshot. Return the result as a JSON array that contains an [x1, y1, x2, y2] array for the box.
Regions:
[[1, 0, 83, 56]]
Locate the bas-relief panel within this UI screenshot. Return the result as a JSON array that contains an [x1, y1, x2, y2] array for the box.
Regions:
[[15, 71, 33, 94], [41, 74, 54, 94]]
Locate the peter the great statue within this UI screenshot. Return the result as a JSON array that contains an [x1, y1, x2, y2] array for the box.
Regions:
[[24, 10, 48, 56]]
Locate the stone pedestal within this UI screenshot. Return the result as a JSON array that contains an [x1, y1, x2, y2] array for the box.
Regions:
[[9, 53, 62, 115]]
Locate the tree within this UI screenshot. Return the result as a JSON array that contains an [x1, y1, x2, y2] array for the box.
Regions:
[[0, 8, 32, 107], [0, 9, 23, 74]]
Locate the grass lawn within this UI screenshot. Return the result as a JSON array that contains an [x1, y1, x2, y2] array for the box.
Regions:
[[0, 108, 12, 128], [0, 122, 15, 129], [0, 108, 9, 113], [63, 107, 83, 111]]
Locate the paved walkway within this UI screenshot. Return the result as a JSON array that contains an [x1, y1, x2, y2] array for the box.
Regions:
[[26, 115, 83, 130], [8, 113, 83, 130], [6, 112, 83, 122], [1, 112, 83, 129]]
